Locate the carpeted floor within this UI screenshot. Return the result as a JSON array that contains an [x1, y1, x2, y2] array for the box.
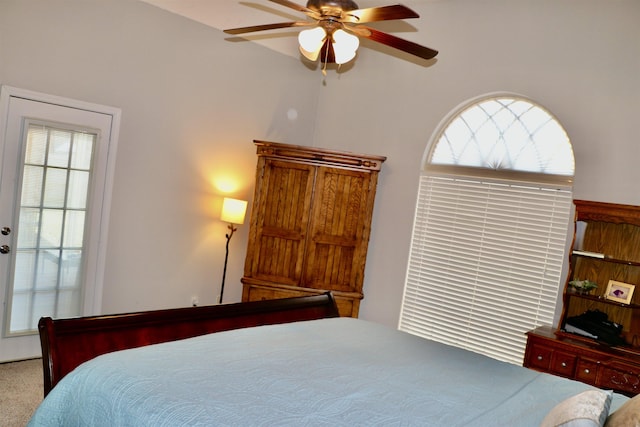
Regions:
[[0, 358, 43, 427]]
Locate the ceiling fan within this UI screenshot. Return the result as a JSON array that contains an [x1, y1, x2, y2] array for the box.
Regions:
[[224, 0, 438, 68]]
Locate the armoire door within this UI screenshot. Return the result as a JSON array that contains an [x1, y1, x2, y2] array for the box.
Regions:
[[244, 158, 315, 285], [303, 166, 376, 294]]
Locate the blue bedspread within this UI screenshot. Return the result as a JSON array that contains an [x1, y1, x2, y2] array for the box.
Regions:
[[28, 317, 628, 426]]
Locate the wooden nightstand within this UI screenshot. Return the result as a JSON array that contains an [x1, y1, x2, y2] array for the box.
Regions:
[[524, 326, 640, 396]]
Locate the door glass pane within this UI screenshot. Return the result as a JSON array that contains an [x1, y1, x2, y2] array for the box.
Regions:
[[9, 293, 30, 332], [8, 123, 96, 334], [60, 249, 82, 288], [35, 249, 59, 290], [31, 292, 56, 326], [63, 211, 85, 247], [39, 209, 63, 248], [56, 289, 81, 318], [17, 208, 39, 247], [21, 166, 44, 206], [71, 133, 94, 170], [43, 168, 67, 207], [12, 251, 36, 291], [25, 127, 47, 164], [67, 170, 89, 209], [47, 130, 71, 168]]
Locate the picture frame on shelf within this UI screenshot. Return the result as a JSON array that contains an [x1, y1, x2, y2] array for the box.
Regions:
[[604, 280, 635, 305]]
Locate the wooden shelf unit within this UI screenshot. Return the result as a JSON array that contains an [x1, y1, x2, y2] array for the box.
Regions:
[[524, 200, 640, 396]]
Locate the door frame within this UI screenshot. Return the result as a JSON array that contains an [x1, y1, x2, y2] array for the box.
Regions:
[[0, 86, 121, 354]]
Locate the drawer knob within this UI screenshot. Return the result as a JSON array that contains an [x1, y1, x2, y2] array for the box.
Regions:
[[561, 362, 567, 367], [537, 355, 543, 361], [584, 369, 590, 374]]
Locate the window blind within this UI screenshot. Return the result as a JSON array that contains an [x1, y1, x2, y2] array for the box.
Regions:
[[399, 174, 572, 364]]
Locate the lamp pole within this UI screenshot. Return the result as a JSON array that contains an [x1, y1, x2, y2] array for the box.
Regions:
[[217, 196, 247, 304], [218, 223, 236, 304]]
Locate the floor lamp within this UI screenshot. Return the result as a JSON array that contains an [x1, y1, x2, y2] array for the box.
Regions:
[[219, 197, 248, 304]]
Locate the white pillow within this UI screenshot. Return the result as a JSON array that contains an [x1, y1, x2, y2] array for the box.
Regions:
[[540, 390, 613, 427]]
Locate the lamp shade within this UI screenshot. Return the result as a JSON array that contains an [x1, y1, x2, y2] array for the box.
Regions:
[[220, 197, 248, 224], [298, 26, 359, 65], [298, 27, 326, 61], [332, 29, 359, 65]]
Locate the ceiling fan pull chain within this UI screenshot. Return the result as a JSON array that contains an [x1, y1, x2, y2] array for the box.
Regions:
[[322, 40, 330, 76]]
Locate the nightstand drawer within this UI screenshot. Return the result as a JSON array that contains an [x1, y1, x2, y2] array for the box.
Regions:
[[527, 343, 553, 370], [575, 359, 599, 383], [550, 350, 577, 377], [599, 365, 640, 395]]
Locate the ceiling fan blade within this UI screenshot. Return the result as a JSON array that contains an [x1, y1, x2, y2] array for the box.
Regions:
[[224, 21, 314, 35], [269, 0, 319, 17], [343, 24, 370, 37], [358, 25, 438, 60], [342, 5, 419, 24]]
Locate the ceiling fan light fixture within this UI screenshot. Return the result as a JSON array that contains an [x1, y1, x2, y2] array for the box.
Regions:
[[331, 28, 359, 64], [298, 26, 327, 61], [224, 1, 438, 71]]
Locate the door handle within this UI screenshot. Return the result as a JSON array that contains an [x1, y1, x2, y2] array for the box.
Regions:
[[0, 245, 10, 254]]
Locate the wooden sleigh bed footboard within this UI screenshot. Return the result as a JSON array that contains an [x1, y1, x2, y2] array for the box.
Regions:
[[38, 292, 339, 396]]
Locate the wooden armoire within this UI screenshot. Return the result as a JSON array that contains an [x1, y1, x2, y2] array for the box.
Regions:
[[241, 141, 386, 317]]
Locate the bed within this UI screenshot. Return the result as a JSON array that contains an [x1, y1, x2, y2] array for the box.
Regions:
[[28, 293, 639, 426]]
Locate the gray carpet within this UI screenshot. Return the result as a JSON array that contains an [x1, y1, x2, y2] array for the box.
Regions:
[[0, 358, 43, 427]]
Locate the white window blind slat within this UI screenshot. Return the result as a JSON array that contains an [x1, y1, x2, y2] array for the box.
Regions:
[[399, 174, 572, 364]]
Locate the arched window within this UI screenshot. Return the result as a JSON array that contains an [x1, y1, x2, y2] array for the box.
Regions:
[[399, 95, 575, 364]]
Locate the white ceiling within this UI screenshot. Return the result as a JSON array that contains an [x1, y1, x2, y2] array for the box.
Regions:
[[139, 0, 437, 59]]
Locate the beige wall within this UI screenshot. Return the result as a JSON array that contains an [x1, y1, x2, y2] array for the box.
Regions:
[[311, 0, 640, 325], [1, 0, 638, 328], [0, 0, 320, 312]]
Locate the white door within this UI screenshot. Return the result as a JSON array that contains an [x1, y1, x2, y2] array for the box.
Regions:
[[0, 86, 120, 362]]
